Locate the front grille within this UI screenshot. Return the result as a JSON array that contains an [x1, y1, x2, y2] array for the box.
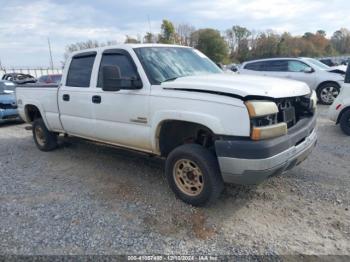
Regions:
[[0, 103, 17, 110], [275, 96, 314, 129]]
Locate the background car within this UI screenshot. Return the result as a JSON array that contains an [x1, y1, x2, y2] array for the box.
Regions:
[[319, 58, 338, 67], [239, 57, 345, 104], [0, 80, 18, 122], [329, 64, 350, 135], [37, 74, 62, 84], [2, 73, 37, 84]]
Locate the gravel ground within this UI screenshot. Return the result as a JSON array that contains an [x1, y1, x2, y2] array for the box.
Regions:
[[0, 105, 349, 256]]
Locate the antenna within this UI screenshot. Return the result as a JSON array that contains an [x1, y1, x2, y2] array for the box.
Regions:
[[147, 15, 153, 43], [47, 37, 54, 70]]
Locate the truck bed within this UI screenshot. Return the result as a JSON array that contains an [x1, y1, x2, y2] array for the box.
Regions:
[[16, 83, 63, 131]]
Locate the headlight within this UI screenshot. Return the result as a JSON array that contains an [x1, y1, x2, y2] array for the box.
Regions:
[[310, 90, 317, 111], [245, 100, 278, 117], [245, 100, 287, 140]]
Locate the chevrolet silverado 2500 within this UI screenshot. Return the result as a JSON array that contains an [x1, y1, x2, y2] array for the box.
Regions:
[[16, 44, 317, 206]]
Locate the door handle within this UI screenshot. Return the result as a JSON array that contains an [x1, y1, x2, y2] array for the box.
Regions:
[[92, 95, 101, 104], [62, 94, 70, 101]]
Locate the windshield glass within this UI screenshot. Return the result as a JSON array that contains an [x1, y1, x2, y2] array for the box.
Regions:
[[134, 47, 222, 84], [304, 58, 330, 70]]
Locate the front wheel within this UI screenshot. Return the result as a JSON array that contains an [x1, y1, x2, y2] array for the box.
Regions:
[[317, 83, 340, 105], [165, 144, 224, 206], [340, 109, 350, 136], [32, 118, 58, 151]]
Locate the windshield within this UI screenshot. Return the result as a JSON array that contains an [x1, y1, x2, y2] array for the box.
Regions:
[[134, 47, 222, 84], [304, 58, 330, 70]]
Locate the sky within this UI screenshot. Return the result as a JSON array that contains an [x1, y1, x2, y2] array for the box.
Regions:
[[0, 0, 349, 68]]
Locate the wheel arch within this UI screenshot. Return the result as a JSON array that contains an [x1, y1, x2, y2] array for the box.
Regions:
[[316, 81, 341, 92], [154, 119, 217, 157], [24, 103, 50, 129], [151, 111, 225, 155], [337, 106, 350, 124]]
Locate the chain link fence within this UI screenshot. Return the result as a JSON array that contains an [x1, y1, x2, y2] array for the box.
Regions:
[[0, 67, 63, 79]]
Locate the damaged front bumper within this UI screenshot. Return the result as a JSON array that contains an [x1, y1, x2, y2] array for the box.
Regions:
[[215, 115, 317, 185]]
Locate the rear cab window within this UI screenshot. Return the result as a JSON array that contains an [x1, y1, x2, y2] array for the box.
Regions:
[[66, 52, 96, 87]]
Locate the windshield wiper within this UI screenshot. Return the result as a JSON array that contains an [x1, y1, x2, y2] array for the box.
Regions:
[[162, 76, 180, 83]]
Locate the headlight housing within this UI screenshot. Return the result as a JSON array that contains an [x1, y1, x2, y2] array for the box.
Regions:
[[310, 90, 317, 111], [245, 100, 287, 140]]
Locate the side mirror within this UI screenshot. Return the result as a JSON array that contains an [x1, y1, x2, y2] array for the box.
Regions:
[[101, 65, 142, 91], [304, 67, 314, 74]]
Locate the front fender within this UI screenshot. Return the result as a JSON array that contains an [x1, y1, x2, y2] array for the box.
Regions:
[[150, 110, 230, 153]]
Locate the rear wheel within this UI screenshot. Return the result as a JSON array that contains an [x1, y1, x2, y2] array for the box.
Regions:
[[165, 144, 224, 206], [32, 118, 58, 151], [340, 109, 350, 136], [317, 83, 340, 105]]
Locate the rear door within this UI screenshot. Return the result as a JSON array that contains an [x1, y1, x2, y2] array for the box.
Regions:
[[260, 60, 289, 78], [58, 51, 97, 138]]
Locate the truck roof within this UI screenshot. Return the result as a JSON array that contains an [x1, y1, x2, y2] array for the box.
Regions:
[[70, 43, 191, 56]]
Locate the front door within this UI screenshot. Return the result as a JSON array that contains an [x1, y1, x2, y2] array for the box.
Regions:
[[286, 60, 317, 88], [91, 49, 152, 152]]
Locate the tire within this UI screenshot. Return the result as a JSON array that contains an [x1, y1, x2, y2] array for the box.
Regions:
[[339, 109, 350, 136], [165, 144, 224, 206], [32, 118, 58, 151], [317, 83, 340, 105]]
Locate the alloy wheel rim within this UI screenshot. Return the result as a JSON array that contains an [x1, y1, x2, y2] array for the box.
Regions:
[[173, 159, 204, 196], [320, 86, 339, 104]]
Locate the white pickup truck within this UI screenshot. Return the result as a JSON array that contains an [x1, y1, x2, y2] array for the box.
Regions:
[[16, 44, 317, 206]]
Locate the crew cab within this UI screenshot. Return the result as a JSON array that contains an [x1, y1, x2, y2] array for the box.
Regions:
[[16, 44, 317, 206], [329, 64, 350, 135]]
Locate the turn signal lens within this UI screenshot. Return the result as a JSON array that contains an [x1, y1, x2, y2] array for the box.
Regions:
[[251, 123, 287, 140]]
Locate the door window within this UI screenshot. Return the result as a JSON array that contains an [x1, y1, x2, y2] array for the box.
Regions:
[[97, 53, 138, 87], [288, 60, 311, 72], [244, 61, 265, 71], [66, 53, 96, 87], [263, 60, 288, 72]]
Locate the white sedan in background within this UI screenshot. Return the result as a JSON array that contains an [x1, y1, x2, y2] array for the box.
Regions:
[[329, 65, 350, 135], [239, 57, 344, 105]]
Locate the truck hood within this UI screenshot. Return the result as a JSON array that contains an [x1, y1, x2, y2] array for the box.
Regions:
[[161, 73, 311, 99]]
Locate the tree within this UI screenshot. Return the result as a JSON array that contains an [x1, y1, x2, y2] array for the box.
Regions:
[[158, 19, 176, 44], [64, 40, 101, 60], [225, 25, 251, 61], [124, 35, 140, 44], [144, 32, 156, 43], [317, 30, 326, 37], [193, 28, 228, 63], [176, 23, 196, 46], [331, 28, 350, 54]]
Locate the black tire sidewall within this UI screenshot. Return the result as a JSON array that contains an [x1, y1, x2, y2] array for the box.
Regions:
[[165, 144, 223, 206], [32, 119, 57, 151], [340, 109, 350, 136], [317, 83, 340, 105]]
